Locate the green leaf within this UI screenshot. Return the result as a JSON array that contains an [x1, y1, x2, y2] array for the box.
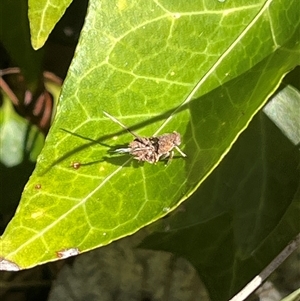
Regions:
[[0, 0, 44, 84], [0, 0, 299, 270], [0, 95, 44, 167], [281, 289, 300, 301], [28, 0, 73, 49], [0, 94, 41, 218], [263, 85, 300, 145]]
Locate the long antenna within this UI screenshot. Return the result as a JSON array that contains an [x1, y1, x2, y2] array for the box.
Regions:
[[103, 111, 141, 139]]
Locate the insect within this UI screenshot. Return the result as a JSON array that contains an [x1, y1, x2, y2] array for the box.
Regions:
[[103, 111, 187, 164]]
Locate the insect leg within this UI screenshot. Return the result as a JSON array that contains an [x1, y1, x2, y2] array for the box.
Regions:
[[165, 151, 173, 165], [175, 146, 187, 157]]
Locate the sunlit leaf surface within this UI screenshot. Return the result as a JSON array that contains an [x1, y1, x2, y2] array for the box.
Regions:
[[1, 0, 299, 269]]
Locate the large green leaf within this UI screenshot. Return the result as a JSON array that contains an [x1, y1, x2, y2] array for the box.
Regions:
[[0, 0, 299, 269], [28, 0, 73, 49]]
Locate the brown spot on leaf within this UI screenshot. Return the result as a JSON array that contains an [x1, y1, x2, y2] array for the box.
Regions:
[[71, 162, 81, 169], [35, 184, 42, 189], [56, 248, 80, 259]]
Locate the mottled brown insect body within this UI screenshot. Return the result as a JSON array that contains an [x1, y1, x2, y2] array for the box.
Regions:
[[128, 138, 157, 163], [156, 132, 181, 156], [104, 112, 186, 164]]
